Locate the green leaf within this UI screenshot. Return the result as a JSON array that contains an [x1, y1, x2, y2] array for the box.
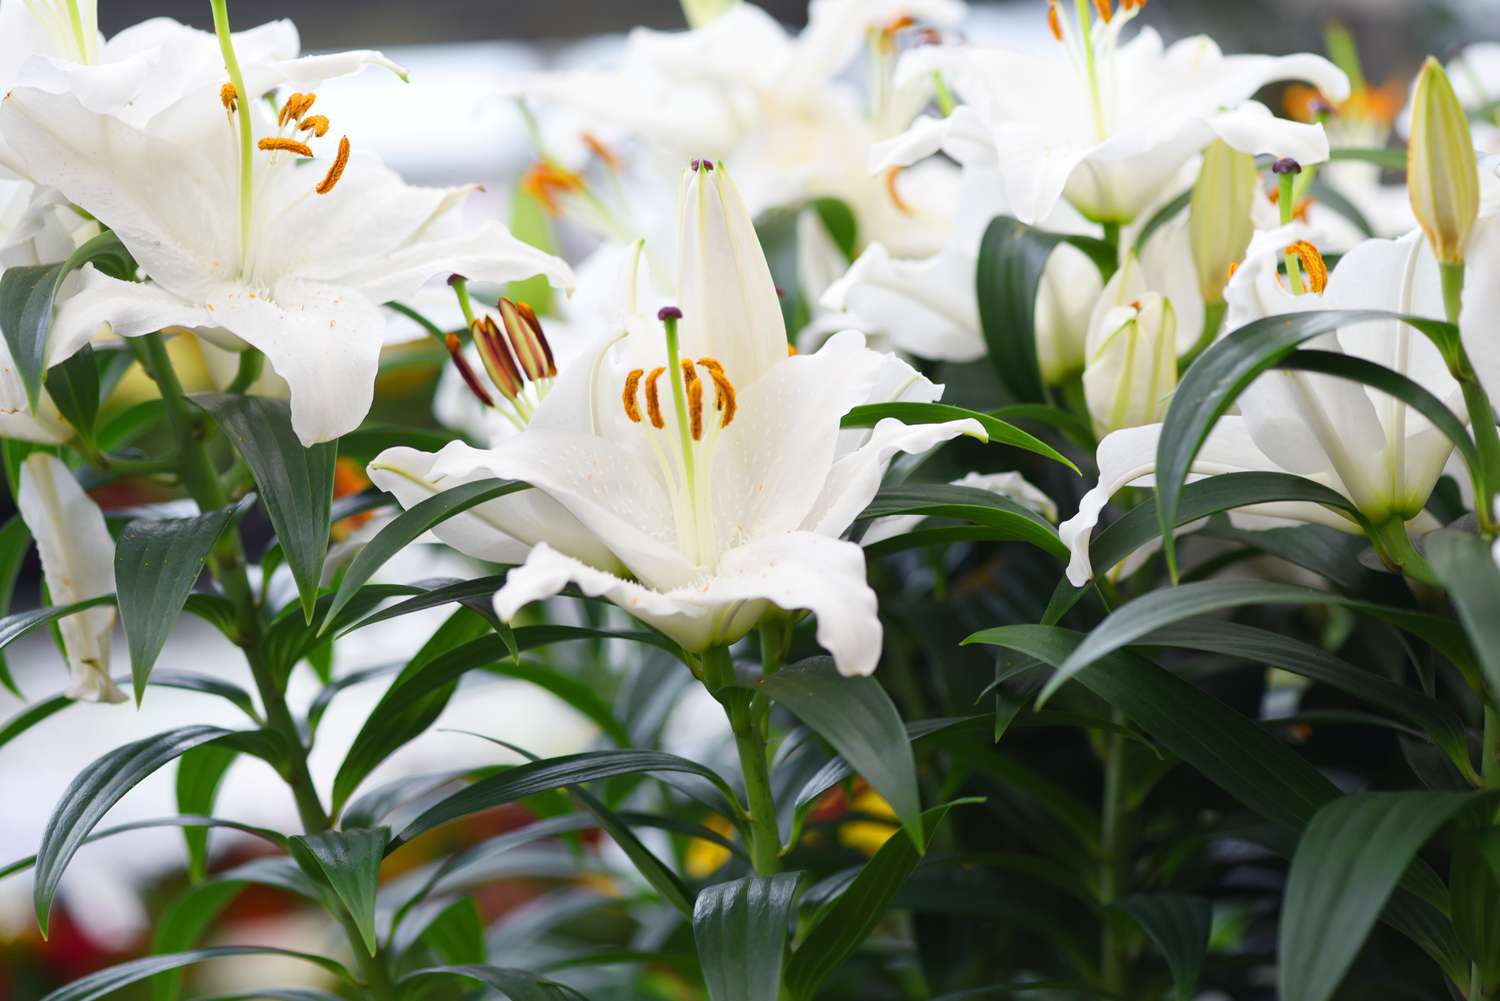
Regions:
[[43, 345, 102, 441], [39, 948, 349, 1001], [116, 506, 237, 701], [1117, 894, 1211, 1001], [289, 827, 389, 955], [750, 657, 923, 852], [976, 216, 1106, 401], [2, 815, 285, 882], [858, 483, 1065, 558], [694, 872, 801, 1001], [176, 745, 238, 882], [840, 402, 1079, 473], [1155, 309, 1456, 575], [1426, 529, 1500, 699], [0, 515, 32, 696], [334, 574, 508, 636], [150, 880, 248, 1001], [1278, 349, 1480, 477], [330, 609, 495, 814], [321, 476, 529, 632], [1138, 620, 1471, 772], [191, 393, 336, 622], [390, 749, 739, 852], [416, 897, 488, 966], [811, 197, 859, 259], [1048, 471, 1360, 622], [784, 805, 957, 1001], [1279, 791, 1488, 1001], [964, 626, 1339, 830], [398, 965, 578, 1001], [0, 594, 116, 653], [1451, 829, 1500, 984], [0, 232, 134, 411], [1038, 580, 1471, 706], [33, 726, 282, 934]]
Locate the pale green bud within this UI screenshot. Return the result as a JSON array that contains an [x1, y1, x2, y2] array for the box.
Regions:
[[1188, 140, 1258, 306], [1408, 56, 1480, 266], [1083, 292, 1178, 437], [680, 0, 738, 28]]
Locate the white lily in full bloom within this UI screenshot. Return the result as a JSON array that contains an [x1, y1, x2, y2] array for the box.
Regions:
[[821, 167, 1102, 379], [0, 74, 573, 445], [873, 0, 1348, 226], [15, 453, 121, 703], [1060, 225, 1461, 584], [510, 0, 965, 256], [370, 162, 982, 676]]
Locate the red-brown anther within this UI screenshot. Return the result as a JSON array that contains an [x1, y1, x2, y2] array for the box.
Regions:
[[473, 316, 524, 400], [498, 298, 550, 382], [446, 333, 495, 408], [513, 300, 556, 376]]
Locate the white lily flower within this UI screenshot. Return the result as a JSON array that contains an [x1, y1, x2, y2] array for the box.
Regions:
[[16, 453, 122, 703], [371, 163, 981, 676], [1082, 291, 1176, 436], [1060, 225, 1461, 584], [822, 167, 1102, 379], [511, 1, 965, 256], [0, 81, 574, 445], [1456, 169, 1500, 399], [873, 3, 1348, 226]]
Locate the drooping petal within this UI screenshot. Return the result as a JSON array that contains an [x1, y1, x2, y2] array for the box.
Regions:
[[203, 279, 385, 446], [675, 161, 788, 388], [1058, 418, 1354, 585], [367, 444, 625, 573], [822, 241, 983, 362], [494, 532, 883, 676], [0, 86, 236, 300], [0, 329, 70, 444], [49, 267, 209, 366], [16, 453, 123, 703]]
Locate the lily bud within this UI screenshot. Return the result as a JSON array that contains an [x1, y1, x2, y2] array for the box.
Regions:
[[1188, 140, 1257, 305], [676, 159, 788, 386], [1408, 56, 1480, 265], [680, 0, 737, 28], [1083, 292, 1178, 437]]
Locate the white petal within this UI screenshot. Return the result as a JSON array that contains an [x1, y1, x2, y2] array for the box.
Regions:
[[367, 444, 623, 573], [822, 241, 984, 363], [674, 163, 788, 387], [1058, 418, 1353, 585], [17, 454, 123, 703], [870, 106, 998, 173], [239, 49, 408, 96], [1462, 215, 1500, 401], [1205, 102, 1333, 168], [494, 533, 883, 676], [50, 268, 209, 365], [0, 87, 234, 300], [204, 280, 384, 446]]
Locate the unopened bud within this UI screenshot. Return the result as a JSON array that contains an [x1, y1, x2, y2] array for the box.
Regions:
[[1189, 140, 1258, 305], [1083, 293, 1178, 436], [1408, 56, 1480, 265]]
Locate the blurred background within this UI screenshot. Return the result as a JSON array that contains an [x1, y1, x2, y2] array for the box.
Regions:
[[3, 0, 1499, 997]]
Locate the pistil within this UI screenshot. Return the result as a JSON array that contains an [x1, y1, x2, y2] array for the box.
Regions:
[[1073, 0, 1107, 142], [210, 0, 254, 267]]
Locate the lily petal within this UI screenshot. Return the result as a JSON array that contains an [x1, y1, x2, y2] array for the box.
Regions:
[[495, 532, 883, 676], [16, 453, 122, 703]]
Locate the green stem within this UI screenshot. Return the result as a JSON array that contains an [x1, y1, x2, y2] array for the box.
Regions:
[[706, 647, 781, 875], [1099, 712, 1128, 994], [1073, 0, 1106, 143], [224, 349, 264, 395], [449, 276, 478, 330], [209, 0, 254, 265], [1367, 516, 1442, 586], [333, 909, 398, 1001], [132, 333, 329, 834], [1444, 264, 1500, 533]]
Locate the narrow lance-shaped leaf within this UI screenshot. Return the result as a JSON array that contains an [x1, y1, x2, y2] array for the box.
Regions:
[[1426, 529, 1500, 698], [842, 401, 1079, 473], [694, 873, 802, 1001], [1154, 308, 1457, 575], [38, 948, 350, 1001], [320, 476, 529, 631], [1279, 790, 1493, 1001], [289, 828, 390, 956], [1117, 894, 1212, 1001], [116, 506, 237, 702], [191, 394, 336, 622], [750, 656, 923, 852]]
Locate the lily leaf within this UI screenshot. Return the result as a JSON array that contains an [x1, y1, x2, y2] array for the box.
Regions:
[[289, 828, 390, 956], [694, 872, 802, 1001]]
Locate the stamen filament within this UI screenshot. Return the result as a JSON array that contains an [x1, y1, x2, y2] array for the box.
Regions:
[[210, 0, 254, 267]]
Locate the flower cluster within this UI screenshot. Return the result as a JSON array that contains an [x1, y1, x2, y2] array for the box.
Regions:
[[4, 1, 1500, 999]]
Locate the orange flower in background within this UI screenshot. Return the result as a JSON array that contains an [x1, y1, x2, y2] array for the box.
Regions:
[[331, 458, 375, 538], [1283, 77, 1406, 128]]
